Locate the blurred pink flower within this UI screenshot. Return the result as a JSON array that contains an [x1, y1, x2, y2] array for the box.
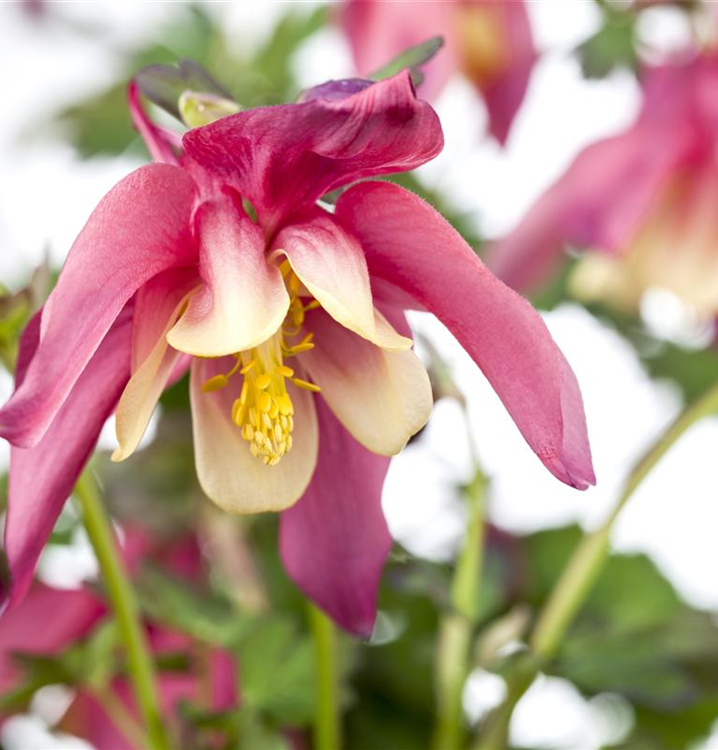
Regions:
[[0, 533, 237, 750], [340, 0, 536, 143], [0, 72, 593, 636], [489, 51, 718, 317]]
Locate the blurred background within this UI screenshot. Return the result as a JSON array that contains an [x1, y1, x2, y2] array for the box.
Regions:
[[2, 1, 718, 749]]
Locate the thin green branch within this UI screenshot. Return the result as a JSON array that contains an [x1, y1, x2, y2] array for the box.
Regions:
[[308, 603, 341, 750], [75, 470, 170, 750]]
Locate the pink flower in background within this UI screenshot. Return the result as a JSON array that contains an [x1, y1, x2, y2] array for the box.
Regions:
[[0, 71, 593, 637], [489, 51, 718, 318], [0, 534, 236, 750], [340, 0, 536, 144]]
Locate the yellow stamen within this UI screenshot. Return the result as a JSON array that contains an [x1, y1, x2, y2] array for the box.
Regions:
[[291, 377, 321, 393], [202, 374, 228, 392], [201, 254, 328, 465]]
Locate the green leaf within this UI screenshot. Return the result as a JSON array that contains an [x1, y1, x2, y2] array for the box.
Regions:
[[235, 617, 316, 724], [135, 564, 251, 648], [577, 13, 638, 79], [370, 36, 445, 86]]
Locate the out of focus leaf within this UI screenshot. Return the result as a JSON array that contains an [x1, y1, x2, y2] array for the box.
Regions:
[[516, 525, 718, 747], [135, 564, 251, 648], [236, 617, 316, 724], [577, 11, 638, 79]]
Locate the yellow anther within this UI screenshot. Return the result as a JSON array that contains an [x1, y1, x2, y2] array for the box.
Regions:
[[289, 273, 302, 295], [277, 393, 294, 416], [286, 343, 314, 355], [268, 399, 279, 420], [242, 423, 254, 441], [275, 365, 294, 377], [255, 373, 272, 390], [202, 374, 229, 392], [291, 377, 321, 393], [257, 391, 272, 412], [232, 399, 246, 426], [240, 359, 257, 375], [240, 381, 249, 405], [304, 300, 321, 311]]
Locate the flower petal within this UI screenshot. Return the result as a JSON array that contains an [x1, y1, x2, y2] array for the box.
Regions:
[[0, 164, 196, 449], [478, 0, 536, 144], [337, 181, 595, 489], [276, 211, 411, 351], [0, 585, 104, 693], [189, 357, 318, 514], [167, 193, 289, 357], [113, 269, 198, 462], [301, 309, 431, 455], [182, 71, 443, 232], [279, 397, 392, 636], [1, 310, 133, 611], [487, 60, 699, 293]]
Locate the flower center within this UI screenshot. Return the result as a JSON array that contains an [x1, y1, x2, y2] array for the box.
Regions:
[[201, 261, 321, 465]]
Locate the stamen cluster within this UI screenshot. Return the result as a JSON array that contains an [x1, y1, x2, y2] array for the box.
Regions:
[[201, 261, 321, 465]]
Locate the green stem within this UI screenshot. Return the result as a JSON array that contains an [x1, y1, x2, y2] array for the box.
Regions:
[[75, 470, 170, 750], [433, 470, 486, 750], [308, 603, 341, 750], [475, 379, 718, 749], [532, 378, 718, 659]]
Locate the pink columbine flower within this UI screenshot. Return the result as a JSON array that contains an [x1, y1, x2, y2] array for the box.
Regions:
[[340, 0, 536, 144], [0, 72, 593, 635], [489, 51, 718, 317]]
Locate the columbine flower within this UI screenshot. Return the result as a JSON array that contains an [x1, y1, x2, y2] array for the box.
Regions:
[[489, 51, 718, 318], [0, 71, 593, 634], [340, 0, 536, 144]]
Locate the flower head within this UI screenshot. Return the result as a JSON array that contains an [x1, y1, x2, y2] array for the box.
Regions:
[[0, 71, 593, 635], [489, 51, 718, 318], [340, 0, 537, 143]]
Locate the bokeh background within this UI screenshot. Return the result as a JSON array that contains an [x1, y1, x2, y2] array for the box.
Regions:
[[2, 2, 718, 749]]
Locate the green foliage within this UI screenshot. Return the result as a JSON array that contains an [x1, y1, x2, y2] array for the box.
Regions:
[[577, 13, 638, 79], [236, 617, 316, 724], [54, 5, 327, 159], [517, 525, 718, 748]]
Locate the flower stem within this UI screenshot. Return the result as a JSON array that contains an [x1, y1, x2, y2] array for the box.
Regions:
[[475, 379, 718, 749], [433, 469, 486, 750], [308, 602, 341, 750], [75, 469, 170, 750]]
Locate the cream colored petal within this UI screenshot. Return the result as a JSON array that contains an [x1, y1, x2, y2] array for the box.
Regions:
[[190, 357, 319, 514], [112, 281, 194, 462], [275, 212, 411, 352], [301, 310, 432, 456], [168, 196, 289, 357]]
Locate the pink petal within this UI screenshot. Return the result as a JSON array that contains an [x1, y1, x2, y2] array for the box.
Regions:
[[182, 71, 443, 233], [279, 397, 392, 637], [275, 210, 411, 351], [336, 181, 595, 490], [0, 164, 196, 449], [339, 0, 457, 101], [0, 585, 104, 694], [479, 0, 536, 144], [2, 310, 133, 611], [127, 80, 182, 165], [488, 61, 701, 293], [168, 192, 289, 357]]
